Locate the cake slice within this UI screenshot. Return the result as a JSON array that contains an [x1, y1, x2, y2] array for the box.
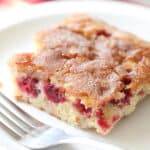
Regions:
[[9, 14, 150, 135]]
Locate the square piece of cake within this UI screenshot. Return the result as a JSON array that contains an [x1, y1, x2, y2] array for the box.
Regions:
[[9, 14, 150, 135]]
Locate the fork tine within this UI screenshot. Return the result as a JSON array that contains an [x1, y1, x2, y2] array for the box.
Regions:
[[0, 122, 21, 140], [0, 91, 45, 128], [0, 112, 27, 138], [0, 103, 33, 133]]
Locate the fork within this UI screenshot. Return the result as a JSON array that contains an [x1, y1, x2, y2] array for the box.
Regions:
[[0, 91, 124, 150]]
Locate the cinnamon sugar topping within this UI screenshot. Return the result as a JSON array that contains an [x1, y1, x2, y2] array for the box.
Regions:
[[11, 14, 150, 106]]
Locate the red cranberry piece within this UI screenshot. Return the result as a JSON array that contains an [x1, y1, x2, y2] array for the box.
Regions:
[[110, 99, 122, 108], [17, 76, 39, 98], [96, 108, 103, 117], [43, 81, 66, 103], [96, 30, 111, 37], [24, 0, 48, 4], [112, 115, 120, 123], [110, 89, 132, 108], [138, 90, 144, 96], [122, 76, 131, 85], [110, 99, 120, 105], [98, 118, 110, 131], [96, 109, 110, 131], [73, 99, 92, 117], [121, 89, 132, 105], [114, 88, 132, 108]]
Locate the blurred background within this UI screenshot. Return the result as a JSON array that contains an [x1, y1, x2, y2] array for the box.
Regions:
[[0, 0, 149, 8]]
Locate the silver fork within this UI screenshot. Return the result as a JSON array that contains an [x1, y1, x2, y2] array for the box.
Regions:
[[0, 91, 124, 150]]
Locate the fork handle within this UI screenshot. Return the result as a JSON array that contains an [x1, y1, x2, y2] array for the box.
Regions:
[[60, 137, 126, 150]]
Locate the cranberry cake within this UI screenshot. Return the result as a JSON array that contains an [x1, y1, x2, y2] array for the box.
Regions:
[[9, 14, 150, 135]]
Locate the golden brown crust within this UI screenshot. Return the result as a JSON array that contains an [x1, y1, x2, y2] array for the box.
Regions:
[[11, 14, 150, 107]]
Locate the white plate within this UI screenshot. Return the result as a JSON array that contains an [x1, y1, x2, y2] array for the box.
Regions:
[[0, 1, 150, 150]]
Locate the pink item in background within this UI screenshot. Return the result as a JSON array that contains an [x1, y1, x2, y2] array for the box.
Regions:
[[24, 0, 49, 4], [0, 0, 150, 6], [0, 0, 10, 5], [0, 0, 49, 6]]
